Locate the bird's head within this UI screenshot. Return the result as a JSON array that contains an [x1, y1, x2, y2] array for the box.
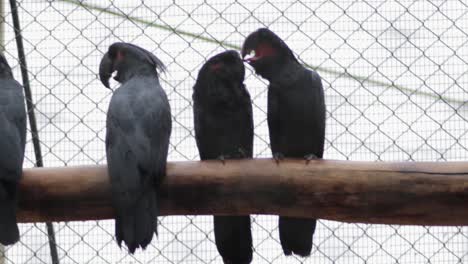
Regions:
[[193, 50, 246, 103], [199, 50, 245, 83], [99, 42, 165, 88], [241, 28, 298, 79]]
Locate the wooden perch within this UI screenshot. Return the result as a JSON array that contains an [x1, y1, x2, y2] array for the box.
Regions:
[[17, 159, 468, 226]]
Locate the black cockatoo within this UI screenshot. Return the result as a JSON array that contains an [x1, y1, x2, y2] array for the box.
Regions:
[[0, 53, 26, 245], [193, 50, 254, 264], [99, 42, 172, 254], [241, 28, 326, 257]]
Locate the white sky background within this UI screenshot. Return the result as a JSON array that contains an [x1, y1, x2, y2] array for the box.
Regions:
[[1, 0, 468, 263]]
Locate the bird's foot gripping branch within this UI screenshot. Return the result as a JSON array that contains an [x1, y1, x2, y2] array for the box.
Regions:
[[17, 158, 468, 226]]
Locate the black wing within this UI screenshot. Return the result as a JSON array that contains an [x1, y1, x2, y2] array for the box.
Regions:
[[106, 85, 171, 210], [106, 81, 171, 252], [0, 79, 26, 183], [0, 79, 26, 245]]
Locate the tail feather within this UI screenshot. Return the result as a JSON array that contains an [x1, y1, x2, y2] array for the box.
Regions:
[[279, 217, 316, 257], [0, 195, 20, 245], [115, 188, 158, 254], [214, 215, 253, 264]]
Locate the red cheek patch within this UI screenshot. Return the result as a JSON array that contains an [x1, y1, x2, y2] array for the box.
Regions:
[[210, 62, 222, 71], [257, 43, 276, 57], [117, 50, 125, 61], [245, 43, 276, 62]]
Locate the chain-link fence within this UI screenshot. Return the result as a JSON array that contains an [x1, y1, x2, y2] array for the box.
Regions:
[[1, 0, 467, 263]]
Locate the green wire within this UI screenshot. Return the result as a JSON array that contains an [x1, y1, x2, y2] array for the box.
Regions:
[[58, 0, 467, 106]]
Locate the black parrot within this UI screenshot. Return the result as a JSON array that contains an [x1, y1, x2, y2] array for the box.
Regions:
[[193, 50, 254, 264], [241, 28, 326, 257], [99, 42, 172, 254], [0, 54, 26, 245]]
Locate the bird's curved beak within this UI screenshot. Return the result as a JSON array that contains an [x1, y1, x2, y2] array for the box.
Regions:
[[242, 49, 259, 63], [241, 39, 260, 64], [99, 52, 113, 89], [240, 47, 251, 62], [241, 33, 259, 63]]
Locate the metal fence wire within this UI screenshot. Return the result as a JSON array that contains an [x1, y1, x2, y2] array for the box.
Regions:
[[1, 0, 467, 263]]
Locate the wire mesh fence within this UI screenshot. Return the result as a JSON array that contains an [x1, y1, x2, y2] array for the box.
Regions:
[[1, 0, 467, 263]]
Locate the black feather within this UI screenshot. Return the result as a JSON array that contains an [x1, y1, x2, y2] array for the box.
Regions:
[[193, 50, 254, 264], [101, 43, 172, 254], [242, 29, 326, 257], [0, 54, 27, 245], [99, 42, 165, 89]]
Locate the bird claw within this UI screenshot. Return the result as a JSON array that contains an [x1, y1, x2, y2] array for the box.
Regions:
[[217, 155, 228, 165], [304, 153, 318, 164], [238, 148, 247, 158], [273, 152, 285, 165]]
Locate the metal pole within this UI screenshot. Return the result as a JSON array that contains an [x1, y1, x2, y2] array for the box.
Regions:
[[1, 1, 6, 263], [0, 0, 4, 52], [8, 1, 60, 263]]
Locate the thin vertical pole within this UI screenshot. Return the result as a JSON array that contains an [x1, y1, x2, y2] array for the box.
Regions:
[[8, 1, 60, 263], [1, 1, 6, 263], [0, 0, 4, 52]]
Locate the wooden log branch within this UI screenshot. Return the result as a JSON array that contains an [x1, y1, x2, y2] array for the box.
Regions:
[[17, 159, 468, 225]]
